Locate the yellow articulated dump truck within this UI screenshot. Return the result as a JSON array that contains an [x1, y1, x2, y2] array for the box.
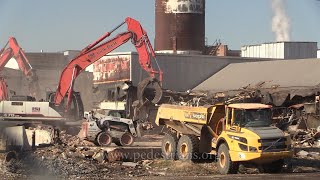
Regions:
[[155, 103, 293, 174]]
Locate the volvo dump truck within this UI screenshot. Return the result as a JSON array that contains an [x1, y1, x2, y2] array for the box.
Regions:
[[155, 103, 293, 174]]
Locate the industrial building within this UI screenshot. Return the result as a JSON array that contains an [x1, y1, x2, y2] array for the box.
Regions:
[[241, 42, 318, 59], [318, 49, 320, 58]]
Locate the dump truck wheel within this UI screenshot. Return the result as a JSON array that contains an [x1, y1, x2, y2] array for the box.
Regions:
[[217, 143, 239, 174], [258, 160, 284, 173], [120, 132, 134, 146], [96, 132, 112, 146], [177, 135, 200, 161], [161, 133, 178, 160]]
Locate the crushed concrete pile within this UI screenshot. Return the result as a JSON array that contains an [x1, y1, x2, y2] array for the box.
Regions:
[[32, 146, 150, 178]]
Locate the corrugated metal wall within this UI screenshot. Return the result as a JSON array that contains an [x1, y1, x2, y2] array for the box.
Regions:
[[241, 42, 317, 59]]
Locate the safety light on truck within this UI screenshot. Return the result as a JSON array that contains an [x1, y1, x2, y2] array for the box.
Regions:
[[228, 135, 248, 144]]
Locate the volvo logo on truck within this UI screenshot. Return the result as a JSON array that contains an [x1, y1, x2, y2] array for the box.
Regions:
[[184, 111, 206, 120]]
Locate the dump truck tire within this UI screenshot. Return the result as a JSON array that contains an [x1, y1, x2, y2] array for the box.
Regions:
[[217, 143, 239, 174], [177, 135, 200, 161], [96, 132, 112, 146], [258, 159, 284, 173], [161, 133, 178, 160]]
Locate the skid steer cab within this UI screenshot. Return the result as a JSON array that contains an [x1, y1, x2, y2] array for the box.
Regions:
[[81, 110, 138, 147], [155, 103, 293, 174]]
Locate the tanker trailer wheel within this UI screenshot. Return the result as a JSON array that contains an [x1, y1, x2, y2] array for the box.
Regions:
[[217, 143, 239, 174], [177, 135, 199, 161], [161, 133, 178, 160], [96, 132, 112, 146]]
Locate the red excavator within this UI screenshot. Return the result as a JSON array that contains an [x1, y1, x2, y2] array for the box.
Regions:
[[47, 17, 163, 121], [0, 17, 162, 124], [52, 17, 162, 109], [0, 37, 39, 101], [1, 17, 162, 150]]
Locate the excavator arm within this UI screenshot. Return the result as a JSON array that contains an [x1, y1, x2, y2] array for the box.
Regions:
[[54, 17, 163, 109], [0, 37, 33, 76], [0, 37, 40, 100]]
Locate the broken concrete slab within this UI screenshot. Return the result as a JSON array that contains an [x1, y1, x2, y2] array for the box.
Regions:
[[296, 150, 309, 157], [25, 129, 53, 147], [0, 126, 31, 151], [92, 151, 106, 162], [122, 162, 138, 167]]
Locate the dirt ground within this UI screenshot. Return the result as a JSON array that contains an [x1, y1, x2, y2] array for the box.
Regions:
[[0, 132, 319, 179], [1, 142, 320, 179]]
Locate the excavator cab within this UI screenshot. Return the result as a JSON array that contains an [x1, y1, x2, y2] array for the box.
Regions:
[[47, 91, 84, 121]]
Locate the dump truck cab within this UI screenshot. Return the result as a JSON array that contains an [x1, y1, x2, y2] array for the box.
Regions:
[[216, 103, 293, 174], [155, 103, 293, 174]]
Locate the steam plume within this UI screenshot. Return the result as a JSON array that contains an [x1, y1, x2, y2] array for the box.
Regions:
[[271, 0, 291, 41]]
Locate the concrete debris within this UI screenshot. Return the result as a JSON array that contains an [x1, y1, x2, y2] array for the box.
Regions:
[[292, 128, 320, 148], [92, 151, 106, 163], [315, 139, 320, 147], [148, 170, 166, 176], [1, 128, 320, 179], [296, 150, 309, 157], [122, 162, 138, 167], [107, 149, 124, 162], [82, 150, 95, 158], [61, 152, 67, 159], [308, 152, 320, 158], [142, 160, 153, 169]]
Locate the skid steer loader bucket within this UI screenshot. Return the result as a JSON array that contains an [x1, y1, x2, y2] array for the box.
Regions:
[[137, 77, 162, 104]]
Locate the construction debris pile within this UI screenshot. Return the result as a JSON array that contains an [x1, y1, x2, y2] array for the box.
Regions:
[[292, 128, 320, 148], [0, 130, 218, 179]]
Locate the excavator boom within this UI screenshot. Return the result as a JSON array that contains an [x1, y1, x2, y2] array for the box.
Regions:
[[0, 37, 39, 100], [54, 17, 163, 108], [0, 37, 33, 76]]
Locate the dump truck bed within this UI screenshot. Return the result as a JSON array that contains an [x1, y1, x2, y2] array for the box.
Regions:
[[155, 104, 225, 135]]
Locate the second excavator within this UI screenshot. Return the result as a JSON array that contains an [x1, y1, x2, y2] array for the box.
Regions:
[[0, 37, 40, 101]]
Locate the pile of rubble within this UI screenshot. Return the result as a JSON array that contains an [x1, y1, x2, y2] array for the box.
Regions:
[[0, 144, 151, 178], [291, 128, 320, 148]]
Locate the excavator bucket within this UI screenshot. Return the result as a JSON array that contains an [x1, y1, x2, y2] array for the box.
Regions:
[[137, 77, 163, 104]]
